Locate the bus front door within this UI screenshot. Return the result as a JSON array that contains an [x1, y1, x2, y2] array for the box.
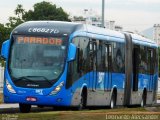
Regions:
[[105, 44, 112, 91], [148, 49, 153, 92], [89, 41, 97, 91], [133, 47, 139, 91], [88, 40, 97, 105]]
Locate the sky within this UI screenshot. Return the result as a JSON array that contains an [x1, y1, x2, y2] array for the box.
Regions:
[[0, 0, 160, 32]]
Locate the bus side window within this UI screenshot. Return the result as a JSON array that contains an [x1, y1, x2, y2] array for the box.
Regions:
[[88, 41, 94, 71], [77, 47, 80, 73], [105, 46, 108, 70], [89, 40, 97, 71], [97, 41, 103, 71]]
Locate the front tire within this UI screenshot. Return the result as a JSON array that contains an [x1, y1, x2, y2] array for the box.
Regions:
[[78, 91, 87, 110], [141, 93, 146, 107], [110, 93, 116, 109], [19, 103, 31, 113]]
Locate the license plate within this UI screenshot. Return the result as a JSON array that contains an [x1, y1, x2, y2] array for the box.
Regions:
[[26, 97, 37, 102]]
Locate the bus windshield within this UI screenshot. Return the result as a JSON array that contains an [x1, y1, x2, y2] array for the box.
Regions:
[[9, 35, 68, 87]]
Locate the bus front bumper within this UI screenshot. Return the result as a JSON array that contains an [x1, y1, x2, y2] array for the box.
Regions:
[[3, 92, 71, 106]]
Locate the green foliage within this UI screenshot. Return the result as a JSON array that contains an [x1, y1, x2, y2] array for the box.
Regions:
[[14, 4, 25, 19], [0, 58, 5, 67], [6, 17, 24, 30], [23, 1, 70, 21], [0, 23, 10, 51]]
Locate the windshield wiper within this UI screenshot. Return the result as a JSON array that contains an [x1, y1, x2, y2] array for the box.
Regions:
[[34, 76, 53, 85], [13, 76, 38, 84], [21, 76, 52, 85], [13, 76, 53, 85]]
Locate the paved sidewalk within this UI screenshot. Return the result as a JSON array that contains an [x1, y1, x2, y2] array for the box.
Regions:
[[0, 104, 19, 109]]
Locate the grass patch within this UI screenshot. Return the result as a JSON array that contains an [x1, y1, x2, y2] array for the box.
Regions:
[[0, 93, 3, 104]]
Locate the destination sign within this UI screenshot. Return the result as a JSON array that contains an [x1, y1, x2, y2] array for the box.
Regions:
[[17, 37, 62, 45]]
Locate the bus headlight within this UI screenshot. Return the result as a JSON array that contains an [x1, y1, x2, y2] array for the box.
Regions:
[[6, 80, 16, 94], [50, 82, 64, 95]]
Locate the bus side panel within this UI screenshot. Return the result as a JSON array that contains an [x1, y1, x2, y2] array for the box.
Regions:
[[146, 74, 158, 105], [70, 72, 126, 106]]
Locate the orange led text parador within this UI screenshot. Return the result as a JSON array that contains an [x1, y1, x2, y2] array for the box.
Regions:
[[17, 37, 62, 45]]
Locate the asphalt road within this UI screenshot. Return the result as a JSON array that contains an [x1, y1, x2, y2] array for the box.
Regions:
[[0, 101, 160, 111]]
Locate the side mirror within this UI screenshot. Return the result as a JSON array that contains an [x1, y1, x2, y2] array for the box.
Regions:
[[67, 43, 76, 62], [1, 40, 10, 60]]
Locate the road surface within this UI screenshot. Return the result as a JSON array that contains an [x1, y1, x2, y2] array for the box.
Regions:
[[0, 101, 160, 110]]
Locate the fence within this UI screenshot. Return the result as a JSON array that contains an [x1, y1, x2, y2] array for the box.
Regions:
[[0, 66, 4, 88]]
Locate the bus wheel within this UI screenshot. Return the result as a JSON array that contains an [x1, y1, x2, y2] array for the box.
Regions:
[[110, 93, 116, 109], [141, 92, 146, 107], [78, 91, 87, 110], [19, 103, 31, 113]]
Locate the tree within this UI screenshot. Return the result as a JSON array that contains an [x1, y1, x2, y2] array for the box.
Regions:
[[0, 23, 10, 47], [6, 17, 23, 30], [6, 4, 25, 30], [0, 23, 10, 66], [15, 4, 25, 19], [23, 1, 70, 21]]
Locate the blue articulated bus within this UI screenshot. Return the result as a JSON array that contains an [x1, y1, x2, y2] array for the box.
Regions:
[[1, 21, 158, 112]]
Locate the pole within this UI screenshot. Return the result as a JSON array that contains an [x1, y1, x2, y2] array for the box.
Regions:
[[84, 9, 88, 24], [102, 0, 105, 28]]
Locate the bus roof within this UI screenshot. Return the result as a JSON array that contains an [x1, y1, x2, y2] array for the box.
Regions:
[[12, 21, 83, 36], [12, 21, 157, 47], [85, 25, 125, 39], [129, 33, 158, 47], [12, 21, 124, 39]]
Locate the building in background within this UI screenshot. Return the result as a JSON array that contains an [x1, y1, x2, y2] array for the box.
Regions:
[[72, 15, 123, 31], [141, 24, 160, 46], [153, 24, 160, 45], [141, 27, 154, 40]]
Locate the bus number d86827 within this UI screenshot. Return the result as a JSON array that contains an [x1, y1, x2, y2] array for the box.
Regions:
[[28, 28, 59, 34]]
